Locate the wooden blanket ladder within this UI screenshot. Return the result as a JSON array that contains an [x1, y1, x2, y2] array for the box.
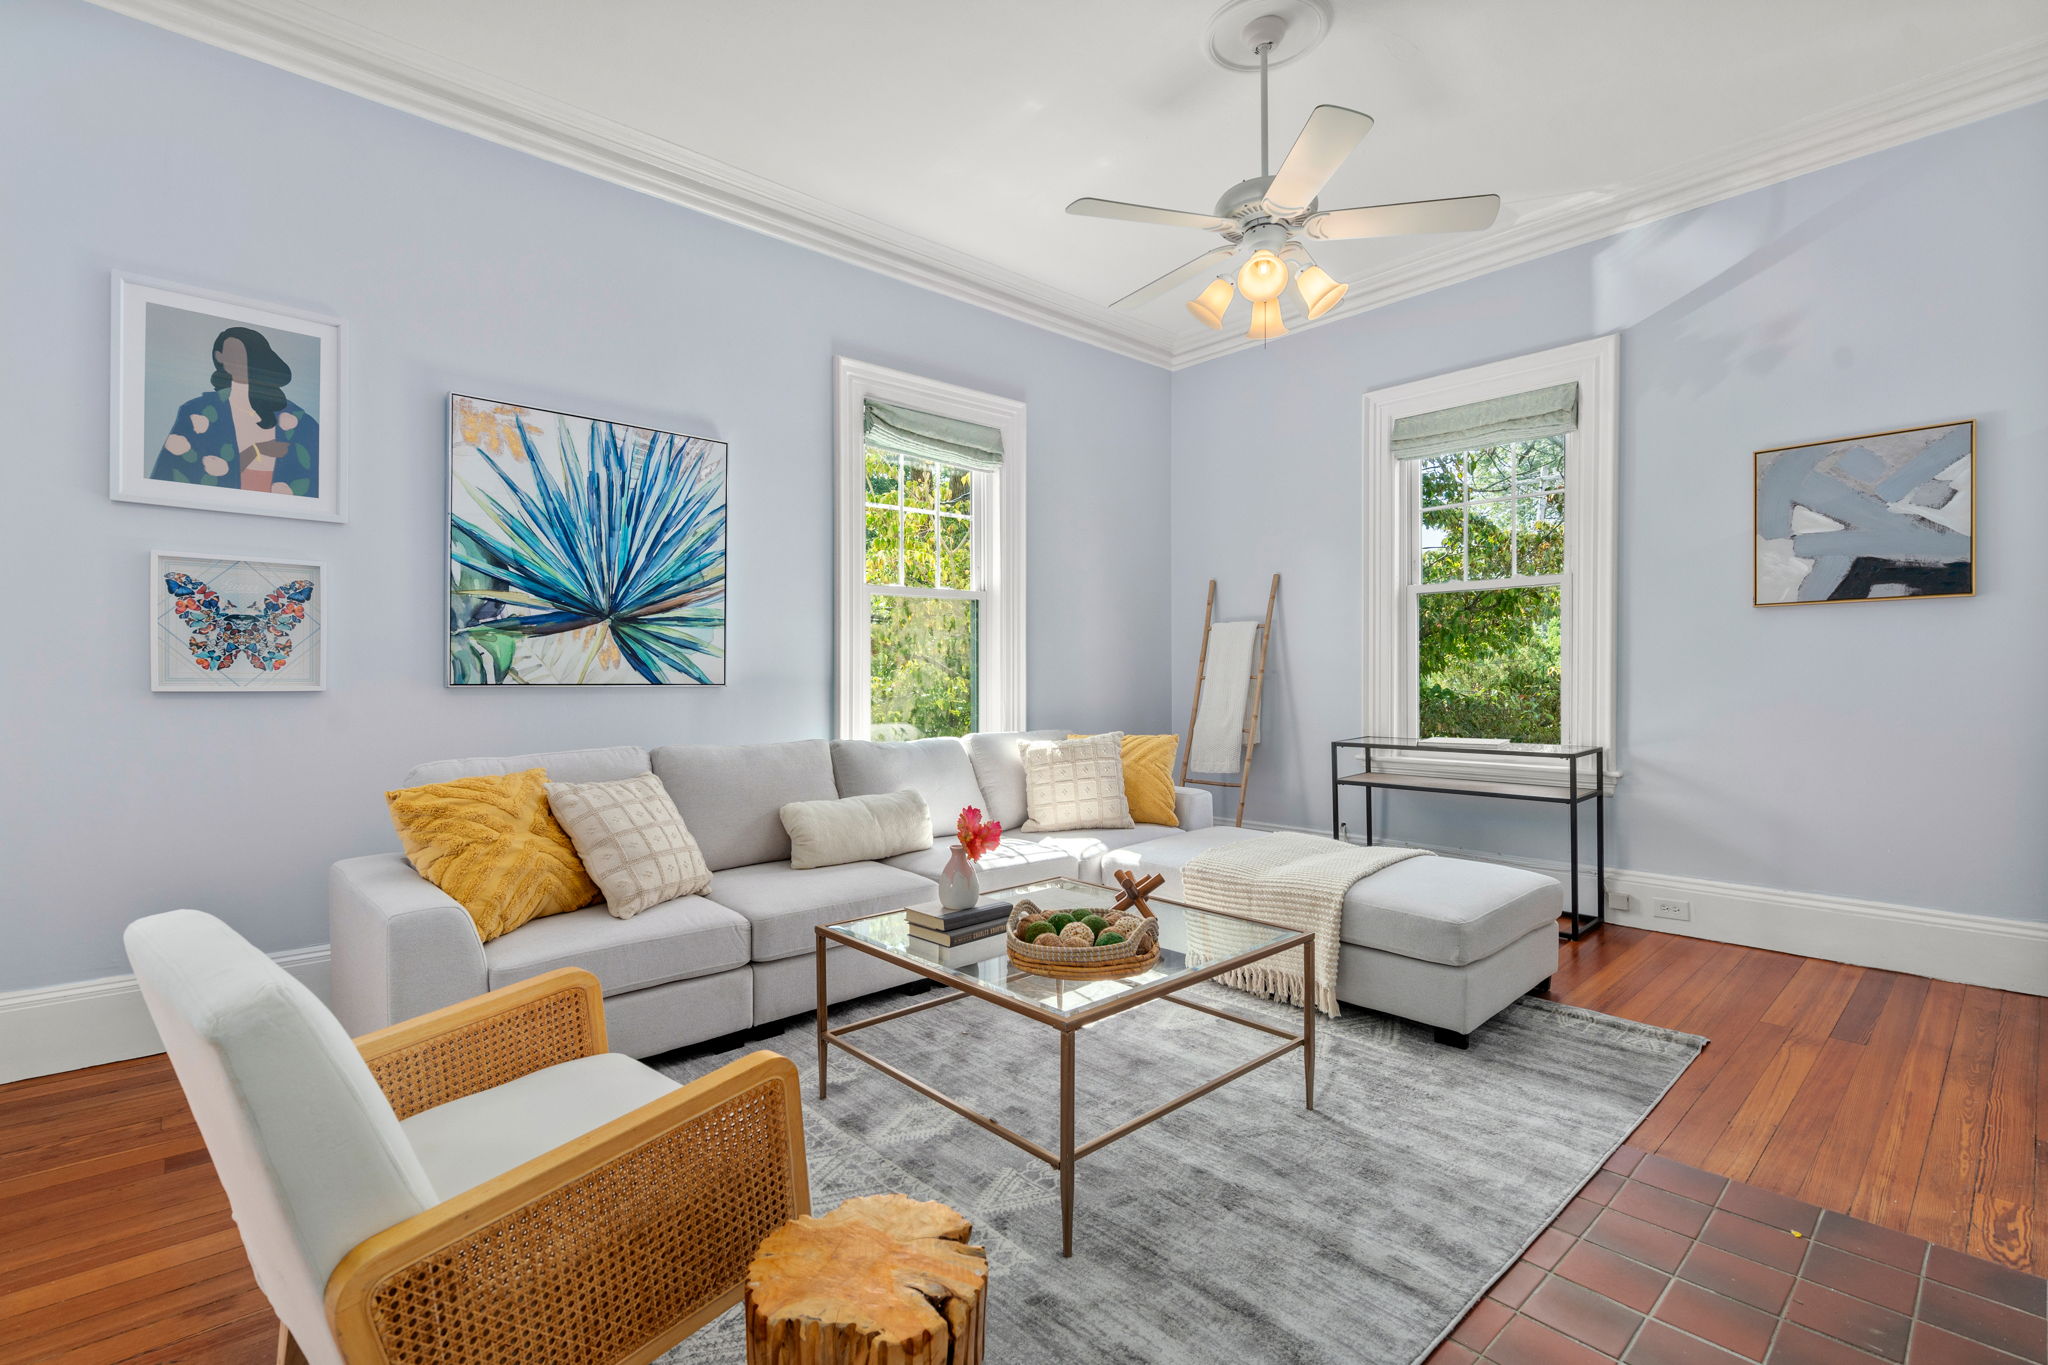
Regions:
[[1178, 574, 1279, 827]]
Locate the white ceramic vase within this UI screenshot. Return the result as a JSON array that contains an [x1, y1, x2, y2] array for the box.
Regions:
[[937, 843, 979, 911]]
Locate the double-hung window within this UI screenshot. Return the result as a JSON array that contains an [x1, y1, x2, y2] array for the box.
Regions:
[[835, 359, 1025, 739], [1363, 336, 1618, 785]]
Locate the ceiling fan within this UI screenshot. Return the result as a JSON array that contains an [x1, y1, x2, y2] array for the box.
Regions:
[[1067, 9, 1501, 339]]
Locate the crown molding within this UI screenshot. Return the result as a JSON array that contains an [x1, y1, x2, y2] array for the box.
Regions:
[[1170, 36, 2048, 368], [86, 1, 2048, 373], [83, 0, 1179, 368]]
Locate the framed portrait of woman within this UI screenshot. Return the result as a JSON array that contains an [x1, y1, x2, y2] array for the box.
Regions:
[[111, 274, 344, 522]]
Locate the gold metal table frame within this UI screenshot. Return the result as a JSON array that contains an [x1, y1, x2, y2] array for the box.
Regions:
[[814, 898, 1315, 1258]]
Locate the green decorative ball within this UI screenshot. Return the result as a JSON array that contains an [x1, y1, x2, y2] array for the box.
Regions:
[[1096, 931, 1127, 947], [1047, 912, 1076, 930], [1018, 921, 1055, 943], [1081, 915, 1108, 934]]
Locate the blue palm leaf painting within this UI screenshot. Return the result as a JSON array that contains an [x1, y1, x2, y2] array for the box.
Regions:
[[447, 396, 726, 685]]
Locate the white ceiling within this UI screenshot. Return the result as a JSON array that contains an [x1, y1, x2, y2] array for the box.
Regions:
[[98, 0, 2048, 365]]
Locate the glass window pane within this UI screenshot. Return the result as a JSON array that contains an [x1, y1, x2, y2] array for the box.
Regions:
[[1516, 494, 1565, 575], [1468, 446, 1515, 497], [1421, 453, 1463, 507], [1417, 584, 1561, 744], [903, 456, 936, 511], [1467, 500, 1513, 579], [869, 594, 979, 739], [939, 515, 971, 589], [902, 510, 937, 588], [941, 466, 973, 516], [864, 508, 902, 586], [865, 449, 899, 504], [1513, 437, 1566, 490], [1421, 506, 1464, 583]]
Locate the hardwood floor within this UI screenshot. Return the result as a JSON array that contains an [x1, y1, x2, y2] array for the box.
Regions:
[[0, 924, 2036, 1364]]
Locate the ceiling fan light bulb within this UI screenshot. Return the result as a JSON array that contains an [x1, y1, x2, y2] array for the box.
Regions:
[[1247, 298, 1287, 341], [1295, 265, 1348, 319], [1236, 249, 1289, 303], [1186, 277, 1234, 330]]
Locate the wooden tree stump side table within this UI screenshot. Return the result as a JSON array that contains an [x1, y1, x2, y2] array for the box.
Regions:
[[744, 1193, 988, 1365]]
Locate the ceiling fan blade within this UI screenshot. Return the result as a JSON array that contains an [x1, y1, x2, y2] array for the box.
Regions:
[[1067, 197, 1233, 232], [1262, 105, 1374, 216], [1110, 245, 1239, 310], [1304, 194, 1502, 240]]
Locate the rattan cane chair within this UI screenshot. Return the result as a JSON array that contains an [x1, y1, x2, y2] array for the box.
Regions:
[[127, 909, 810, 1365]]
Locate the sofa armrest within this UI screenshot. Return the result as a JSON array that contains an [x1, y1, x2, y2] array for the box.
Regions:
[[1173, 785, 1215, 831], [355, 968, 605, 1120], [326, 1050, 808, 1363], [329, 854, 487, 1037]]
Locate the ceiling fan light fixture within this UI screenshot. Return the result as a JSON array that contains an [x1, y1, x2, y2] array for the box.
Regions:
[[1236, 249, 1289, 303], [1186, 277, 1234, 329], [1295, 264, 1348, 319], [1247, 298, 1287, 340]]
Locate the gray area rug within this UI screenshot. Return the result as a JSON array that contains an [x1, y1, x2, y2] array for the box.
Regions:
[[655, 985, 1703, 1365]]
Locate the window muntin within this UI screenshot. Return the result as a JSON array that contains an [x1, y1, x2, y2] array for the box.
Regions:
[[862, 447, 981, 738], [1413, 437, 1567, 744]]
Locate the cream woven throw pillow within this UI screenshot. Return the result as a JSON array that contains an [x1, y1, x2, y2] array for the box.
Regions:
[[546, 772, 711, 919], [1020, 732, 1134, 832]]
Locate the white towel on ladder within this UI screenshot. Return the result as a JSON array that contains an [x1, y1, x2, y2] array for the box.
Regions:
[[1189, 620, 1259, 774]]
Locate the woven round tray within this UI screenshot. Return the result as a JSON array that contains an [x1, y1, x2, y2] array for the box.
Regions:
[[1003, 897, 1160, 979]]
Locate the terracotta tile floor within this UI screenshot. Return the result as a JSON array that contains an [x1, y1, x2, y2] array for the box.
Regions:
[[1433, 1147, 2048, 1365]]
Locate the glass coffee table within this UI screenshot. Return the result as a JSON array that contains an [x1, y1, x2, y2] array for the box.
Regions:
[[814, 876, 1315, 1257]]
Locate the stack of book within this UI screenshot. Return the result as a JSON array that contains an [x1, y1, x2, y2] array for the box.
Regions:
[[905, 900, 1012, 947]]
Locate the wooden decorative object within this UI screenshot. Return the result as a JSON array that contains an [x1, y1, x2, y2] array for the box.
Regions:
[[744, 1194, 988, 1365], [1110, 869, 1164, 921]]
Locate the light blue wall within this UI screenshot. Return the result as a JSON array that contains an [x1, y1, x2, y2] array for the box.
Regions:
[[1170, 101, 2048, 923], [0, 0, 1172, 989]]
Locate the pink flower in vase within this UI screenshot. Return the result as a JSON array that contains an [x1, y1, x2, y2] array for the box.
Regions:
[[955, 806, 1002, 862]]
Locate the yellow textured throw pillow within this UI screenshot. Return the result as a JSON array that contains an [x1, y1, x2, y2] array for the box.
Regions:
[[1071, 733, 1180, 828], [386, 769, 599, 943]]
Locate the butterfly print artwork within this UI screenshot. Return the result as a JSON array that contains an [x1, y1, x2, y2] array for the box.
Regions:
[[163, 572, 315, 671]]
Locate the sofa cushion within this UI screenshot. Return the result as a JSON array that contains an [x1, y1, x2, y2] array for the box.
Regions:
[[707, 860, 937, 962], [482, 895, 750, 995], [831, 738, 988, 837], [964, 729, 1065, 829], [1101, 828, 1561, 967], [651, 740, 837, 872], [1028, 825, 1178, 883], [546, 772, 712, 919], [406, 745, 649, 788], [782, 791, 932, 870], [883, 836, 1080, 891], [385, 770, 599, 943], [401, 1053, 678, 1199], [1020, 733, 1134, 832]]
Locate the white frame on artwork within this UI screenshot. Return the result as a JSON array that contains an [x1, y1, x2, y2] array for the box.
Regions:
[[1361, 335, 1620, 792], [149, 550, 329, 692], [832, 358, 1027, 739], [112, 273, 346, 522]]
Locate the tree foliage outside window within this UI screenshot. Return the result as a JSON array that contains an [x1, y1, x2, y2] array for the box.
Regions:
[[1416, 439, 1565, 744], [865, 447, 977, 737]]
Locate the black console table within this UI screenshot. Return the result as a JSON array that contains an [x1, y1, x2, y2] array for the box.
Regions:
[[1330, 737, 1606, 941]]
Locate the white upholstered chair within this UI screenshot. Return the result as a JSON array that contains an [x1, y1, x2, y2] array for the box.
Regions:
[[125, 909, 809, 1365]]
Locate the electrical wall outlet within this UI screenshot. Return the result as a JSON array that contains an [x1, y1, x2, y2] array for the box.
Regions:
[[1652, 897, 1692, 922], [1608, 892, 1636, 915]]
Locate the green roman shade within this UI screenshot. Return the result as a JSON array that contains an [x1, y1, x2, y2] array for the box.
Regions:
[[863, 400, 1004, 472], [1390, 382, 1579, 461]]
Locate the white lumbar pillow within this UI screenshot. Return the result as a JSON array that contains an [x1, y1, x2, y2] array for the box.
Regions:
[[780, 790, 933, 870], [1020, 732, 1134, 832]]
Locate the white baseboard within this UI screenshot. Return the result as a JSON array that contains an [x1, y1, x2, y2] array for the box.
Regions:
[[0, 946, 331, 1086], [1245, 821, 2048, 997]]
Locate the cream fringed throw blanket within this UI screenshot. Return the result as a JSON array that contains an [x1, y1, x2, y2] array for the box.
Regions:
[[1181, 833, 1432, 1016]]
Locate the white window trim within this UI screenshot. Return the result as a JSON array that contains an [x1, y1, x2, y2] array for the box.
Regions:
[[1361, 334, 1619, 792], [834, 358, 1026, 739]]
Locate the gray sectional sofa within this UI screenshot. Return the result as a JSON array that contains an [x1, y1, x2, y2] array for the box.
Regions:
[[329, 731, 1213, 1057], [331, 729, 1563, 1056]]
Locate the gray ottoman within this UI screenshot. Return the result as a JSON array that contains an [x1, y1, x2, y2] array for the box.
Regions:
[[1099, 827, 1561, 1045]]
